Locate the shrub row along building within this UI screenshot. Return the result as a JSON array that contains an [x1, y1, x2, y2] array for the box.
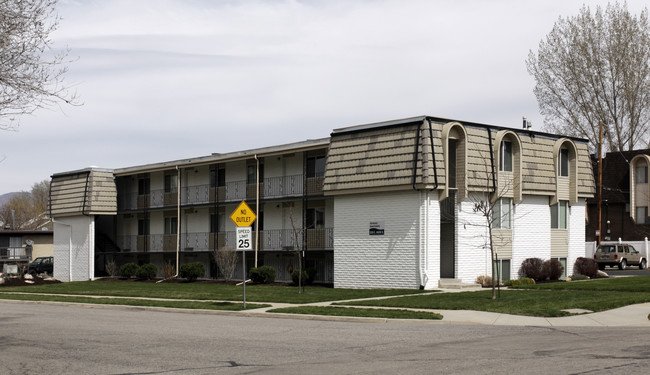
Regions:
[[49, 116, 595, 289]]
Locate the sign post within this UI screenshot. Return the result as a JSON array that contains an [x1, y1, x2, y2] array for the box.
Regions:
[[231, 201, 256, 309]]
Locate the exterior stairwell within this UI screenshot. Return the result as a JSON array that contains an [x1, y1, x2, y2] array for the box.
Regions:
[[438, 278, 482, 290]]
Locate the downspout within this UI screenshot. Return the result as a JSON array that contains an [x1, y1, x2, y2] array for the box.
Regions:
[[485, 126, 496, 193], [175, 166, 180, 278], [427, 119, 439, 189], [254, 154, 259, 268], [82, 171, 91, 216]]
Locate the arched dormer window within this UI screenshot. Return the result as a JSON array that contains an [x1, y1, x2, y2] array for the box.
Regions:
[[494, 130, 522, 204], [552, 139, 578, 205], [629, 154, 650, 223], [441, 122, 467, 202]]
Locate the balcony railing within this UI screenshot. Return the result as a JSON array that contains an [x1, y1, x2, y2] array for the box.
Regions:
[[0, 247, 32, 261], [115, 228, 333, 252], [118, 174, 324, 211]]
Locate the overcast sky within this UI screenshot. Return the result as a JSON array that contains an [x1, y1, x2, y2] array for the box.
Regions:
[[1, 0, 648, 194]]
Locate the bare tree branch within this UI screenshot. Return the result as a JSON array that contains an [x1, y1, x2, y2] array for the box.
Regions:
[[527, 3, 650, 152], [1, 0, 79, 130]]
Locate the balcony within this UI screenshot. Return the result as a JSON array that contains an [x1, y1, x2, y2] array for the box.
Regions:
[[0, 247, 32, 261], [116, 228, 333, 252], [118, 173, 325, 211]]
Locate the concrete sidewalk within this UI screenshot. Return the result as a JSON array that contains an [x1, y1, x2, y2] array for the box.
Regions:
[[2, 290, 650, 327]]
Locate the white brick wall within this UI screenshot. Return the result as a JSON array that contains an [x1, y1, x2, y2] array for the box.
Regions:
[[512, 195, 551, 278], [53, 215, 95, 282], [456, 193, 492, 283], [568, 199, 586, 273], [334, 191, 424, 289]]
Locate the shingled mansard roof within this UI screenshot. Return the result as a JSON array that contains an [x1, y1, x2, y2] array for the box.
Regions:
[[323, 116, 595, 198]]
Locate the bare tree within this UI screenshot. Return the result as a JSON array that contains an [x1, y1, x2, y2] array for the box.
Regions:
[[0, 179, 50, 229], [526, 2, 650, 152], [288, 206, 304, 294], [1, 0, 78, 130], [213, 246, 238, 281]]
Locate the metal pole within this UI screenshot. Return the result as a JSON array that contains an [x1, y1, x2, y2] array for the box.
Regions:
[[255, 154, 259, 268], [242, 249, 246, 309]]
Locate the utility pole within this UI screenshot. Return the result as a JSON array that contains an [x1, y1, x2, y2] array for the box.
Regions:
[[597, 121, 603, 246]]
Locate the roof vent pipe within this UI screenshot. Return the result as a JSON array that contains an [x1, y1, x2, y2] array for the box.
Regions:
[[522, 116, 532, 129]]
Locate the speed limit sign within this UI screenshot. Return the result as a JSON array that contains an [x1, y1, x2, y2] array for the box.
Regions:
[[236, 227, 252, 250]]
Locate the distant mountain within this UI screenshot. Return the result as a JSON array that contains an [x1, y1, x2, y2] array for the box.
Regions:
[[0, 192, 18, 206]]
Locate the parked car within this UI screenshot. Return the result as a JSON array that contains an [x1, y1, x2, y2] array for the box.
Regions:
[[22, 256, 54, 276], [594, 244, 647, 270]]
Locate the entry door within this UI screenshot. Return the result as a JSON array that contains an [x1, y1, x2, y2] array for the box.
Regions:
[[440, 222, 455, 278]]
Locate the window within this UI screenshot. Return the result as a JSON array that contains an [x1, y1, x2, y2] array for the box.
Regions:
[[307, 156, 326, 178], [493, 259, 511, 281], [636, 165, 648, 183], [551, 200, 568, 229], [306, 208, 325, 229], [138, 219, 149, 236], [559, 148, 569, 177], [210, 213, 225, 233], [164, 217, 177, 235], [138, 178, 150, 195], [247, 164, 264, 184], [499, 141, 513, 172], [164, 174, 177, 193], [210, 168, 225, 187], [492, 198, 512, 229], [448, 139, 457, 188], [635, 206, 648, 223]]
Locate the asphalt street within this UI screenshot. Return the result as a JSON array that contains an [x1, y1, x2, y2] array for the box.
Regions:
[[1, 301, 649, 375]]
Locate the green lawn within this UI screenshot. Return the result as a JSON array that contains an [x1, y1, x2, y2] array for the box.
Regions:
[[0, 293, 268, 311], [0, 280, 424, 304], [336, 276, 650, 317], [268, 306, 443, 320]]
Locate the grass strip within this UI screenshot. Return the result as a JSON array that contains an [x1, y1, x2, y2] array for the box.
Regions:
[[336, 289, 650, 317], [0, 293, 268, 311], [268, 306, 443, 320], [0, 280, 424, 303], [511, 275, 650, 292]]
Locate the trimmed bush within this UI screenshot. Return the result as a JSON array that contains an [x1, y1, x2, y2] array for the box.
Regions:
[[291, 268, 309, 286], [305, 267, 317, 284], [135, 263, 158, 280], [543, 259, 564, 280], [518, 258, 547, 281], [476, 275, 493, 287], [249, 266, 276, 284], [570, 274, 589, 281], [179, 262, 205, 282], [119, 263, 139, 278], [503, 277, 535, 287], [573, 257, 599, 278]]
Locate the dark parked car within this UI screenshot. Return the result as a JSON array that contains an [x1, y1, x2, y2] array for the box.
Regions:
[[23, 256, 53, 276]]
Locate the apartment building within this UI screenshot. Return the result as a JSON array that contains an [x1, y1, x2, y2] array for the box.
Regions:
[[49, 116, 595, 288]]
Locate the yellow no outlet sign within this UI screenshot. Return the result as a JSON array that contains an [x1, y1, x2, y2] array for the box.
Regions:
[[230, 200, 256, 227]]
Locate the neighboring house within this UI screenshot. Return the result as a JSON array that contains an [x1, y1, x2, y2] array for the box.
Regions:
[[586, 149, 650, 242], [0, 229, 54, 269], [49, 116, 594, 288]]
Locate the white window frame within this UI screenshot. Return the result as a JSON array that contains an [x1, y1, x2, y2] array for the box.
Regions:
[[551, 200, 568, 229], [499, 140, 513, 172], [559, 148, 569, 177], [492, 198, 512, 229]]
